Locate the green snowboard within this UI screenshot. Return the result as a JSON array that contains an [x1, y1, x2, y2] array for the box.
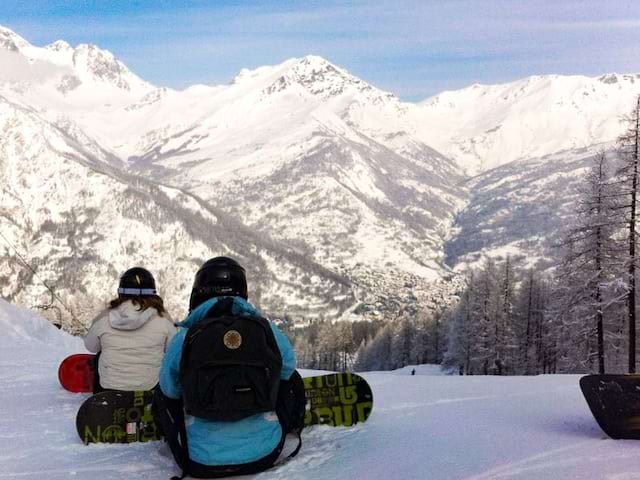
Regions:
[[302, 372, 374, 427]]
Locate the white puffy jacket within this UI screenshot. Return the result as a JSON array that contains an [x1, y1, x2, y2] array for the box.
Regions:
[[84, 301, 177, 391]]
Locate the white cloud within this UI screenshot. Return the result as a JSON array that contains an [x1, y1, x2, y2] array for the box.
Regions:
[[0, 49, 72, 83]]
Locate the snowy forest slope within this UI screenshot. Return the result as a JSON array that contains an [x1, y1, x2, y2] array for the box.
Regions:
[[446, 148, 598, 270], [3, 300, 640, 480]]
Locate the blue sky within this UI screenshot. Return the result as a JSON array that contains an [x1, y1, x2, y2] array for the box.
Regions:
[[2, 0, 640, 101]]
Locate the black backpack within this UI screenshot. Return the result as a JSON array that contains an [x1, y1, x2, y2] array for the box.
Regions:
[[179, 299, 283, 422]]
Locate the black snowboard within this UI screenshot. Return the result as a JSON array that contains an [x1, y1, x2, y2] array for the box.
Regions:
[[302, 372, 373, 427], [75, 373, 373, 444], [580, 374, 640, 439], [76, 390, 162, 444]]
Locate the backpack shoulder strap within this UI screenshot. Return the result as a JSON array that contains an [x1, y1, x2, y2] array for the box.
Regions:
[[152, 389, 190, 479], [275, 370, 306, 462]]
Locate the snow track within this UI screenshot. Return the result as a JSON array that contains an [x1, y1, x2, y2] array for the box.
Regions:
[[2, 301, 640, 479]]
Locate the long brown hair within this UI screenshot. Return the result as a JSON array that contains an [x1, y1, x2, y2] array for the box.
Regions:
[[109, 295, 167, 317]]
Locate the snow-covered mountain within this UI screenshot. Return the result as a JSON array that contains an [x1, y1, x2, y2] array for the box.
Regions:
[[2, 24, 640, 327], [0, 25, 151, 96], [414, 74, 640, 175], [0, 26, 464, 327], [415, 73, 640, 271], [0, 93, 354, 328]]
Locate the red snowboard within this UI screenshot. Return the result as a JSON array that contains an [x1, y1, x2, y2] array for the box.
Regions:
[[58, 353, 96, 393]]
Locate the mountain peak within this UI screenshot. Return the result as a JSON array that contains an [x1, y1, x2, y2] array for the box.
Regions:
[[0, 25, 31, 52], [45, 40, 73, 52], [287, 55, 359, 93], [295, 54, 336, 70], [262, 55, 396, 105], [72, 43, 152, 92]]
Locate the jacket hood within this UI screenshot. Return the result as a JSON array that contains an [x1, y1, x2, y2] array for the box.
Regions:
[[178, 296, 261, 328], [109, 301, 157, 331]]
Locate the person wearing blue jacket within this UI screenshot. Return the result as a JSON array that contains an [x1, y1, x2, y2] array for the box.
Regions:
[[155, 257, 303, 479]]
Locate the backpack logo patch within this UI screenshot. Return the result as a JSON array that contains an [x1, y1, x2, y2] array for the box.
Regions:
[[223, 330, 242, 349]]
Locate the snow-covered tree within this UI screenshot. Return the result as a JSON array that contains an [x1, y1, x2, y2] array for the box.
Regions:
[[390, 319, 414, 369], [554, 151, 621, 373], [617, 96, 640, 372]]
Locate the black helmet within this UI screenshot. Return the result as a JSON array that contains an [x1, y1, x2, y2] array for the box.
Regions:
[[189, 257, 247, 311], [118, 267, 157, 297]]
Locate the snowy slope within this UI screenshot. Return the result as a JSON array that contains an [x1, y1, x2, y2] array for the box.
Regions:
[[414, 74, 640, 175], [2, 301, 638, 480], [0, 298, 83, 351]]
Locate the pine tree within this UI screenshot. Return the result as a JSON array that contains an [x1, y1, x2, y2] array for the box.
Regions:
[[366, 324, 393, 371], [410, 314, 431, 365], [475, 258, 499, 374], [442, 281, 474, 374], [515, 269, 536, 374], [390, 318, 414, 369], [496, 257, 516, 374], [353, 338, 369, 371], [572, 152, 618, 371], [335, 322, 355, 371], [553, 150, 621, 373]]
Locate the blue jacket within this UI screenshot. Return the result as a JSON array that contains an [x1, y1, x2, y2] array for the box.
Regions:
[[159, 296, 296, 466]]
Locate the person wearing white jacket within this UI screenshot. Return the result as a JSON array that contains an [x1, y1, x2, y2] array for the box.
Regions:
[[83, 267, 176, 392]]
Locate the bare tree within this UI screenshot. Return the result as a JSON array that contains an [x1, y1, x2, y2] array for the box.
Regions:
[[618, 96, 640, 372], [554, 151, 621, 373]]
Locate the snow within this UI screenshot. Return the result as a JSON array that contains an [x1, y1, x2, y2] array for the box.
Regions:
[[389, 364, 447, 376], [0, 299, 83, 351], [2, 300, 639, 479], [413, 74, 640, 175]]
